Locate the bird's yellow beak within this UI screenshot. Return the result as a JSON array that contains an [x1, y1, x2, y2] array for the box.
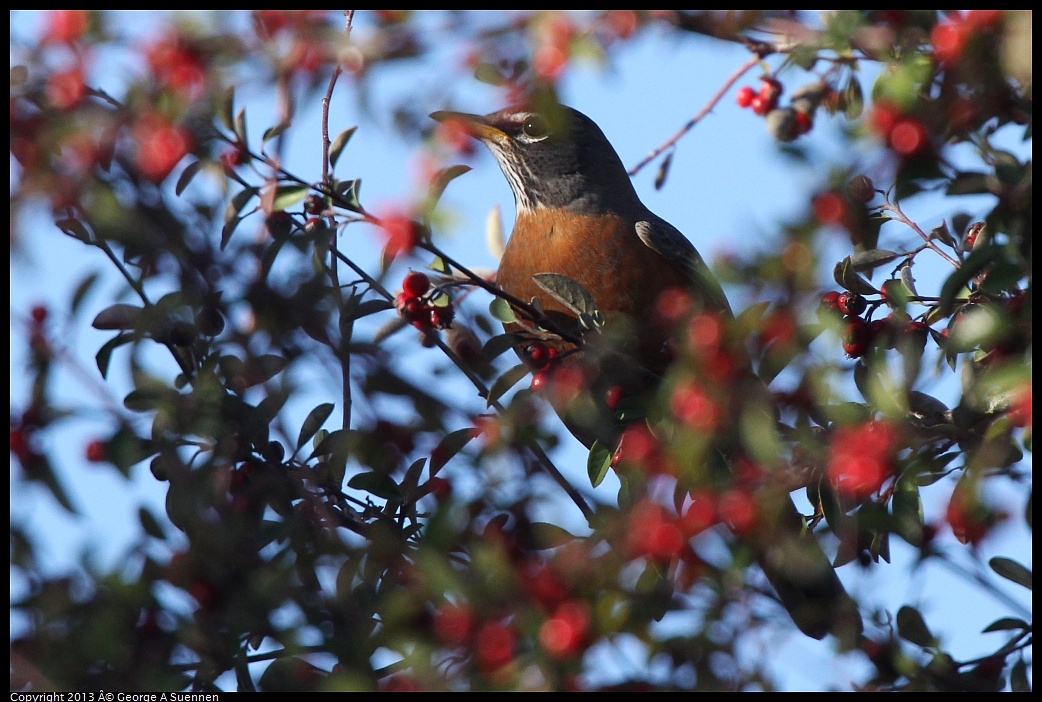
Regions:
[[430, 110, 508, 145]]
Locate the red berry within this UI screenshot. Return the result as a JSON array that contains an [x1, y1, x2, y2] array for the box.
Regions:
[[888, 117, 928, 156], [429, 304, 454, 329], [820, 290, 842, 311], [522, 341, 553, 370], [402, 271, 430, 298], [303, 193, 325, 215], [794, 110, 812, 135], [30, 305, 49, 324], [85, 439, 107, 462], [735, 85, 755, 108], [842, 315, 870, 358], [750, 94, 770, 116], [758, 77, 783, 104], [604, 385, 623, 410], [838, 291, 867, 316]]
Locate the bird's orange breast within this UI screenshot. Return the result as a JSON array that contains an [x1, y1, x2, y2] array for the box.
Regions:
[[496, 207, 691, 376]]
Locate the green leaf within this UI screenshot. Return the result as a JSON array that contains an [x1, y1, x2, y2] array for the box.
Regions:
[[92, 303, 143, 331], [347, 471, 401, 501], [891, 477, 923, 545], [833, 257, 879, 295], [429, 427, 477, 476], [95, 332, 136, 379], [233, 106, 249, 148], [329, 126, 358, 170], [175, 159, 204, 196], [938, 245, 999, 314], [481, 333, 524, 363], [529, 522, 578, 549], [486, 363, 529, 407], [56, 217, 92, 243], [981, 617, 1029, 633], [69, 271, 101, 318], [532, 272, 600, 318], [297, 402, 335, 450], [261, 121, 289, 144], [989, 557, 1032, 590], [489, 297, 518, 324], [270, 183, 309, 212], [139, 507, 166, 539], [850, 248, 901, 272], [587, 440, 613, 488], [896, 605, 935, 647], [425, 164, 472, 210]]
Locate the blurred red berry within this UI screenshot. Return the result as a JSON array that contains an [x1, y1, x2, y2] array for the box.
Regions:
[[842, 315, 870, 358], [888, 117, 928, 156], [735, 85, 755, 108], [474, 619, 516, 672], [85, 439, 107, 463], [812, 191, 848, 226], [838, 291, 867, 316], [45, 66, 87, 110], [30, 305, 49, 325], [43, 10, 90, 44], [828, 420, 899, 498], [402, 271, 431, 298], [931, 19, 970, 64]]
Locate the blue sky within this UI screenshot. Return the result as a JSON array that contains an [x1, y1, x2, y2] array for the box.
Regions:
[[10, 10, 1031, 690]]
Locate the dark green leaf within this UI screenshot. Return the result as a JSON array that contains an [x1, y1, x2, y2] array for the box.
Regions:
[[938, 245, 1000, 314], [833, 257, 879, 295], [69, 271, 101, 317], [139, 507, 166, 539], [233, 106, 248, 148], [532, 272, 600, 318], [329, 126, 358, 170], [92, 303, 143, 331], [981, 617, 1029, 633], [95, 332, 136, 378], [946, 171, 991, 196], [587, 440, 613, 488], [430, 427, 477, 476], [486, 363, 529, 407], [175, 159, 204, 196], [297, 402, 335, 450], [347, 471, 401, 501], [529, 522, 577, 549], [481, 333, 524, 363], [844, 76, 864, 119], [56, 217, 92, 243], [850, 248, 901, 272], [989, 556, 1032, 590], [896, 605, 935, 647], [1011, 658, 1029, 692]]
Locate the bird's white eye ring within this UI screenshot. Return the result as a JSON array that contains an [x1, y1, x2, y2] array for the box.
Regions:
[[522, 115, 550, 139]]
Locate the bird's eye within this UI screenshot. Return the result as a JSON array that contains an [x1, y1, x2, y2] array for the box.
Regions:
[[521, 115, 550, 139]]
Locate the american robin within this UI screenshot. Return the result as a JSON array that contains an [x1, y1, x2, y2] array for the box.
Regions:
[[431, 103, 862, 643]]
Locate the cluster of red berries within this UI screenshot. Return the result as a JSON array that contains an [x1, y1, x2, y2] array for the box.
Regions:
[[821, 290, 928, 359], [736, 77, 813, 138], [930, 11, 1003, 65], [521, 339, 559, 391], [395, 271, 454, 332]]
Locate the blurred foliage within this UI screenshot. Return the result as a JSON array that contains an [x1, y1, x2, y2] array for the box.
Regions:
[[10, 10, 1031, 692]]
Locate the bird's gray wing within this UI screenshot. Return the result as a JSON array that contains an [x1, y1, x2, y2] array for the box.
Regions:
[[635, 217, 733, 316]]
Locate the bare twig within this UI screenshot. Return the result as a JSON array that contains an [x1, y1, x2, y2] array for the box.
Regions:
[[629, 53, 762, 176]]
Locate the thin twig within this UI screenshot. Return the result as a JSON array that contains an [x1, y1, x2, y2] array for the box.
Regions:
[[629, 53, 762, 176]]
